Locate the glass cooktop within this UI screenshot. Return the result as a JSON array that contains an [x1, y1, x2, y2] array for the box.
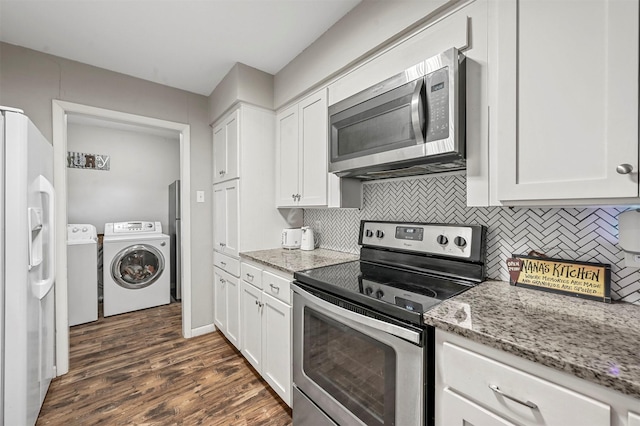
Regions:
[[294, 260, 473, 326]]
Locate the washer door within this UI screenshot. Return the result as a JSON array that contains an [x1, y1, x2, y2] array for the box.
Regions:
[[111, 244, 165, 289]]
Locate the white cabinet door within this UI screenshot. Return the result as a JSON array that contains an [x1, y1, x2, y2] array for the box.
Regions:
[[276, 105, 300, 207], [493, 0, 639, 202], [212, 123, 226, 184], [224, 180, 239, 258], [439, 388, 517, 426], [225, 271, 240, 350], [212, 183, 225, 252], [261, 292, 292, 406], [224, 110, 239, 181], [213, 180, 239, 258], [213, 109, 240, 184], [240, 281, 262, 372], [214, 267, 240, 349], [213, 267, 227, 332], [299, 88, 328, 207], [629, 412, 640, 426]]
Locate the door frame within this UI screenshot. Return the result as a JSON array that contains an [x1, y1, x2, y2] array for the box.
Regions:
[[52, 100, 193, 376]]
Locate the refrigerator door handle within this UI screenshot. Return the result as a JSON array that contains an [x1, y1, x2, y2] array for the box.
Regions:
[[31, 175, 55, 300]]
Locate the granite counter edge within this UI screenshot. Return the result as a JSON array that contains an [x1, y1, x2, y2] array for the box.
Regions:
[[424, 316, 640, 400], [238, 253, 296, 275]]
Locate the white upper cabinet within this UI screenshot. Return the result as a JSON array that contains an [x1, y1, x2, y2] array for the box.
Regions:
[[211, 104, 288, 259], [213, 109, 239, 183], [213, 179, 239, 258], [276, 88, 331, 208], [492, 0, 639, 203], [276, 105, 300, 207]]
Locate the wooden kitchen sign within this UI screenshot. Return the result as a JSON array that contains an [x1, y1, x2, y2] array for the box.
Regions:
[[507, 255, 611, 303]]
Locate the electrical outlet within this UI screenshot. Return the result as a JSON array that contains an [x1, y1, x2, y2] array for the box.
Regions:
[[196, 191, 205, 203], [314, 220, 322, 234]]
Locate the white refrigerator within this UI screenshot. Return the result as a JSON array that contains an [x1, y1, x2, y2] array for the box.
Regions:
[[1, 106, 56, 426]]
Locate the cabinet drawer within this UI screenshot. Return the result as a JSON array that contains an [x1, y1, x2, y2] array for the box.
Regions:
[[262, 270, 291, 304], [214, 251, 239, 277], [241, 262, 262, 289], [442, 342, 611, 426]]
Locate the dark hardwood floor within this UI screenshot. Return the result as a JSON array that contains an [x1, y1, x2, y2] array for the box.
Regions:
[[37, 302, 292, 425]]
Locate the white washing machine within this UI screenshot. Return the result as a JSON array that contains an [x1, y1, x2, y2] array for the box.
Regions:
[[103, 221, 170, 317], [67, 224, 98, 326]]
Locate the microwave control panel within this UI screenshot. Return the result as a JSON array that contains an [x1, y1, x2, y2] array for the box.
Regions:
[[425, 67, 450, 142]]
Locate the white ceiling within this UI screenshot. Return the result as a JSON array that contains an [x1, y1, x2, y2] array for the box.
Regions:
[[0, 0, 361, 96]]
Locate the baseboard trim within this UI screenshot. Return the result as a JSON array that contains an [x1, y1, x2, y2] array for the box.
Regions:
[[190, 323, 216, 337]]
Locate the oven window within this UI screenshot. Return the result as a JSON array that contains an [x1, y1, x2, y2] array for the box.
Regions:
[[303, 308, 396, 426]]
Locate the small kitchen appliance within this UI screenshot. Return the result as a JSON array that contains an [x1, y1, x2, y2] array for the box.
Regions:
[[282, 228, 302, 249], [292, 220, 486, 426], [300, 226, 315, 251], [329, 48, 466, 180]]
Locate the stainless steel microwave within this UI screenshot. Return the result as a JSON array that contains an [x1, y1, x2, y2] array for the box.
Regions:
[[328, 47, 465, 180]]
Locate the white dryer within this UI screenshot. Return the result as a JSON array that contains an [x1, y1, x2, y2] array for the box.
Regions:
[[103, 221, 170, 317]]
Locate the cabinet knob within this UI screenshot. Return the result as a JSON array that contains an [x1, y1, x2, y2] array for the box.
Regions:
[[617, 164, 634, 174]]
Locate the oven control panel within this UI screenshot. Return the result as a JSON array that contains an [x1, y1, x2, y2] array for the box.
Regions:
[[360, 220, 482, 260]]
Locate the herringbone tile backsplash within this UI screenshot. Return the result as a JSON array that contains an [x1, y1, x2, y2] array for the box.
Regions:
[[304, 174, 640, 304]]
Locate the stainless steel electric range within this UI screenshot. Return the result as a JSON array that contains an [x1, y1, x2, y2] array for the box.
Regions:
[[291, 220, 486, 426]]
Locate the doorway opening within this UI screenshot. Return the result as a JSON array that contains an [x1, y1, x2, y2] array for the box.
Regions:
[[52, 100, 192, 376]]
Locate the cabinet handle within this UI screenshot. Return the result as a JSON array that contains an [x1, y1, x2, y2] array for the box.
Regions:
[[269, 283, 280, 293], [220, 278, 226, 284], [296, 194, 301, 201], [246, 273, 254, 281], [292, 194, 296, 200], [220, 261, 226, 267], [255, 300, 258, 305], [617, 164, 634, 174], [488, 384, 538, 410]]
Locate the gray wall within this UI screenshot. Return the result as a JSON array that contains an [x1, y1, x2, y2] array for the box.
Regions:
[[208, 63, 274, 124], [304, 174, 640, 305], [273, 0, 451, 108], [0, 42, 214, 329], [67, 122, 180, 234]]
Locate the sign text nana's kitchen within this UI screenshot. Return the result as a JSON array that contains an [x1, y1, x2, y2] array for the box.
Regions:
[[67, 151, 110, 171], [507, 254, 611, 302]]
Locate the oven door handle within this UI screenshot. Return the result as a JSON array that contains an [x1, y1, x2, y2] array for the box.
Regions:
[[292, 284, 421, 345]]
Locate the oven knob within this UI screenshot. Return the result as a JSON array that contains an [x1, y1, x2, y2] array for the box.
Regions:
[[454, 236, 467, 248], [365, 229, 373, 238], [364, 287, 373, 296], [437, 235, 449, 245], [375, 289, 384, 299], [375, 230, 384, 238]]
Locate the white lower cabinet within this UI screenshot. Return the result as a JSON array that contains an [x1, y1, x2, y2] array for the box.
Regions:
[[629, 412, 640, 426], [240, 261, 292, 407], [436, 330, 639, 426], [441, 388, 516, 426], [213, 266, 240, 349]]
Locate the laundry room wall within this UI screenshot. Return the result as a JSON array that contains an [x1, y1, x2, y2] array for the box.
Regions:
[[0, 42, 213, 331], [66, 121, 180, 234]]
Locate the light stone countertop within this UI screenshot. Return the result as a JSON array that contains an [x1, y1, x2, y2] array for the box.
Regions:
[[424, 280, 640, 399], [239, 248, 359, 275]]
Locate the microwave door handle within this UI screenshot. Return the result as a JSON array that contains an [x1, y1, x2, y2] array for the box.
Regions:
[[410, 78, 426, 144]]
